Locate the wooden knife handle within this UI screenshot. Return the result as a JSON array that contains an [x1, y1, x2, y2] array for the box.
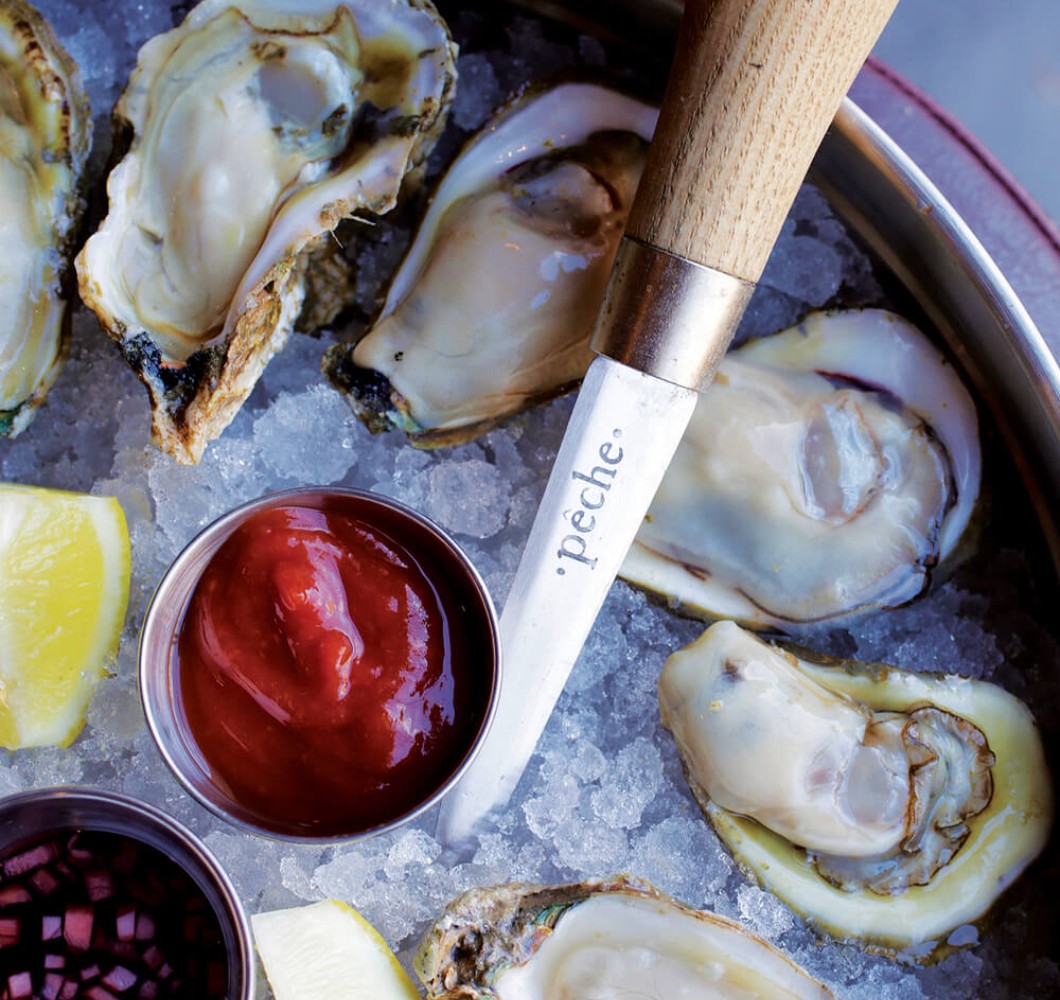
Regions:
[[626, 0, 898, 284]]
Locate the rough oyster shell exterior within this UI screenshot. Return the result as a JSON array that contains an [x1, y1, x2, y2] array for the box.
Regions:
[[0, 0, 91, 436], [416, 875, 832, 999], [659, 620, 1053, 961], [76, 0, 456, 463], [325, 80, 657, 446]]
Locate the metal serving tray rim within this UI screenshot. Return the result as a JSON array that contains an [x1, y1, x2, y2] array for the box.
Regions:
[[818, 95, 1060, 570]]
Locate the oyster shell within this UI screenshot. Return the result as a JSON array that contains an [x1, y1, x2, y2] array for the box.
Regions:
[[0, 0, 90, 436], [76, 0, 456, 463], [658, 620, 1054, 959], [416, 875, 833, 999], [325, 80, 657, 445], [621, 309, 981, 628]]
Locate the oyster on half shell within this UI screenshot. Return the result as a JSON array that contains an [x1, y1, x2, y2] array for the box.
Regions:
[[325, 80, 657, 446], [77, 0, 456, 463], [0, 0, 90, 437], [659, 620, 1053, 960], [415, 876, 833, 999], [621, 309, 981, 628]]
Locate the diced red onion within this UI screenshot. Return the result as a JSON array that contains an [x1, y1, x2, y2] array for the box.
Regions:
[[141, 946, 163, 972], [30, 869, 61, 896], [0, 918, 18, 947], [84, 986, 118, 1000], [86, 871, 115, 902], [115, 906, 137, 942], [134, 912, 155, 942], [42, 972, 65, 1000], [65, 835, 93, 866], [1, 831, 227, 998], [5, 972, 31, 999], [2, 843, 59, 877], [103, 965, 138, 992], [108, 941, 138, 961], [63, 904, 93, 951], [0, 885, 31, 907]]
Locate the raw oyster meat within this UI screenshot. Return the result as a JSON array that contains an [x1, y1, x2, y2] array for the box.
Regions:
[[76, 0, 456, 463], [658, 620, 1053, 959], [0, 0, 90, 436], [325, 80, 657, 445], [621, 309, 981, 628], [415, 875, 833, 998]]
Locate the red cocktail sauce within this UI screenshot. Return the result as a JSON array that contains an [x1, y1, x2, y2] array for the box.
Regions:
[[175, 501, 492, 837]]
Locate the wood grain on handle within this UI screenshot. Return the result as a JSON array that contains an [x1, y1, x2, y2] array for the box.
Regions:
[[627, 0, 898, 284]]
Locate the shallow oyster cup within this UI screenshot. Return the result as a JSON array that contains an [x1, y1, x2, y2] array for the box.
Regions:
[[139, 486, 501, 843], [0, 786, 255, 999]]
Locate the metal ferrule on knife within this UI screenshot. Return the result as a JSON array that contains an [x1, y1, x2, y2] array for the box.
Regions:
[[590, 236, 756, 390]]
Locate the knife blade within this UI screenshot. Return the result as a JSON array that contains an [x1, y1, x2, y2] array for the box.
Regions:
[[436, 0, 898, 845]]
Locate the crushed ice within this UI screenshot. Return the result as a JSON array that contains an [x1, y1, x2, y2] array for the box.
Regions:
[[0, 2, 1056, 999]]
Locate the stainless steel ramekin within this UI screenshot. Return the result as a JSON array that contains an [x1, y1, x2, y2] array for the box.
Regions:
[[0, 786, 255, 1000], [139, 486, 501, 843]]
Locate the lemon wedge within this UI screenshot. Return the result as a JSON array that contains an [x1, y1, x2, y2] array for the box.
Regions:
[[0, 483, 130, 749], [252, 899, 419, 1000]]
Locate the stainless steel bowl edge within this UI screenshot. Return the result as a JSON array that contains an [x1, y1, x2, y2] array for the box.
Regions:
[[139, 486, 502, 844], [0, 786, 256, 1000]]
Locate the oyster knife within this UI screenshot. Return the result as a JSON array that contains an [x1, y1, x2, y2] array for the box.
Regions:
[[436, 0, 898, 845]]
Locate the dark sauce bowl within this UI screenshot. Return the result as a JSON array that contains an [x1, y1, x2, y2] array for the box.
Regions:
[[0, 786, 254, 999], [139, 487, 501, 843]]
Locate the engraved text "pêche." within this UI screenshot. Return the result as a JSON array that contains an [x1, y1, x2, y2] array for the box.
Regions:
[[556, 429, 624, 574]]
